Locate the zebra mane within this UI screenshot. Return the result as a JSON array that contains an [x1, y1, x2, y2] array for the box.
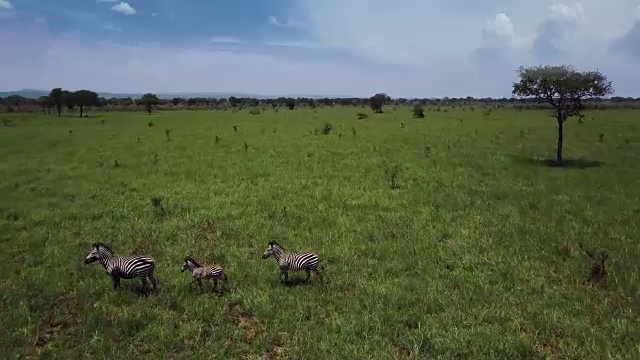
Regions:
[[268, 241, 284, 250], [92, 242, 112, 254], [184, 256, 201, 268]]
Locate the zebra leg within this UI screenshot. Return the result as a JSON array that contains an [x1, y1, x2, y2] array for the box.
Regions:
[[140, 276, 148, 291], [314, 269, 325, 284], [111, 275, 121, 289], [280, 270, 289, 283], [220, 274, 229, 294], [148, 274, 158, 291], [196, 278, 204, 293], [305, 269, 311, 282], [213, 279, 224, 296], [188, 279, 197, 290]]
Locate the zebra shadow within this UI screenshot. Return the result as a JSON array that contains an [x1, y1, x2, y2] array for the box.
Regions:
[[131, 285, 157, 297], [185, 281, 227, 296], [279, 276, 328, 287], [107, 284, 156, 297], [282, 278, 311, 287]]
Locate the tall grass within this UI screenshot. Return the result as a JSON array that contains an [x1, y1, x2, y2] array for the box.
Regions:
[[0, 107, 639, 359]]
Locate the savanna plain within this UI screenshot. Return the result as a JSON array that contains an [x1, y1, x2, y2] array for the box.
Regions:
[[1, 107, 639, 359]]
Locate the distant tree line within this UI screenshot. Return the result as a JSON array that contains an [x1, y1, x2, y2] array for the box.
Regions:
[[2, 88, 640, 114]]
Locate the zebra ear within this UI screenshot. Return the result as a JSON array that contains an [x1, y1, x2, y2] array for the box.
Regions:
[[268, 241, 275, 246]]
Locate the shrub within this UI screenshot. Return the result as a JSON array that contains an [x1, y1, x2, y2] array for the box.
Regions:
[[412, 104, 425, 118], [322, 122, 333, 135], [151, 196, 166, 220], [384, 163, 402, 189]]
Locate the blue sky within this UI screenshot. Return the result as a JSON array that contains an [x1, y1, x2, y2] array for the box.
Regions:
[[1, 0, 639, 97]]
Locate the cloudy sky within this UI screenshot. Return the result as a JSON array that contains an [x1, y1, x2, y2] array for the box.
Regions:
[[0, 0, 639, 97]]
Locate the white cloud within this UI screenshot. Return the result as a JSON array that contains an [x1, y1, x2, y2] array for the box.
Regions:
[[609, 7, 640, 62], [103, 23, 122, 32], [268, 16, 305, 28], [530, 3, 585, 61], [210, 36, 246, 45], [299, 0, 483, 67], [471, 13, 523, 93], [111, 2, 136, 16], [0, 0, 13, 10], [297, 0, 639, 67], [0, 35, 394, 97], [547, 3, 584, 22], [484, 13, 515, 40], [265, 40, 323, 49]]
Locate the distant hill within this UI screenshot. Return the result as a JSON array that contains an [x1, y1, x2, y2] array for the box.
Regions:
[[0, 89, 50, 99], [0, 89, 354, 100]]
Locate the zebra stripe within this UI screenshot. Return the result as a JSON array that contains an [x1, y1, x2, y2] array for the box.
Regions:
[[261, 241, 324, 283], [85, 243, 158, 291]]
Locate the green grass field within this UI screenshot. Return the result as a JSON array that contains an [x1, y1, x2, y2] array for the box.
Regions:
[[1, 107, 639, 359]]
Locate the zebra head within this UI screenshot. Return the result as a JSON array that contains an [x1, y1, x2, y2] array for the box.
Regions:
[[85, 243, 112, 264], [262, 241, 282, 259], [182, 256, 200, 272]]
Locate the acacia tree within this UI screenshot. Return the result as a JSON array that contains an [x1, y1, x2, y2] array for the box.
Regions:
[[139, 93, 159, 114], [412, 103, 425, 118], [74, 90, 98, 117], [370, 93, 390, 113], [285, 98, 296, 110], [38, 96, 54, 114], [512, 65, 613, 164], [63, 90, 76, 111], [49, 88, 65, 116], [6, 95, 25, 111]]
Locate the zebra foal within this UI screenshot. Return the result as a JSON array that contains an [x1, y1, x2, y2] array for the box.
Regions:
[[181, 256, 228, 295], [261, 241, 325, 284], [84, 242, 158, 293]]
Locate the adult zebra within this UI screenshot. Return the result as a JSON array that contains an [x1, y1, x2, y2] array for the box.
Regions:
[[261, 241, 325, 284], [84, 243, 158, 292]]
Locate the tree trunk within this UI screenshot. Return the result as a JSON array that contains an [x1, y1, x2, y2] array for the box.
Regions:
[[79, 105, 84, 118], [57, 106, 62, 117], [556, 118, 564, 164]]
